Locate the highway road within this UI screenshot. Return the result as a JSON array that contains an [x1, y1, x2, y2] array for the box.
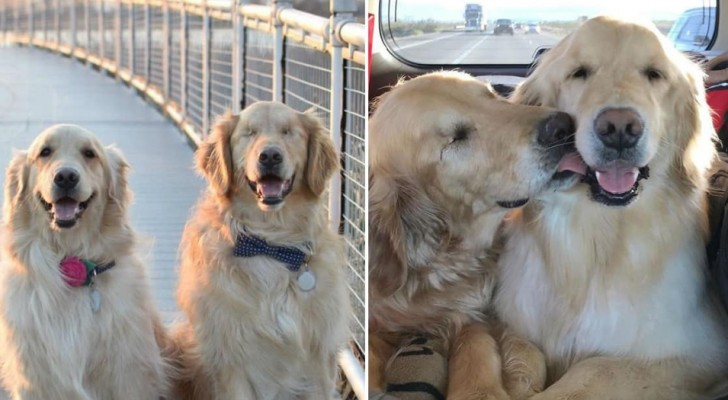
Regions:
[[387, 30, 563, 64]]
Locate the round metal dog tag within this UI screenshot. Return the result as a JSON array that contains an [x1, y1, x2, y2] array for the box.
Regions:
[[297, 269, 316, 292]]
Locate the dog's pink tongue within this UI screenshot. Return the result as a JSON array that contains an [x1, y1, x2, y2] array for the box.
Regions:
[[54, 199, 78, 220], [259, 179, 284, 197], [557, 152, 588, 175], [595, 161, 639, 194]]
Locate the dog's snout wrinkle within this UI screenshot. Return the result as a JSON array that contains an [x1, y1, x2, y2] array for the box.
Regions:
[[53, 167, 80, 190], [594, 107, 643, 150]]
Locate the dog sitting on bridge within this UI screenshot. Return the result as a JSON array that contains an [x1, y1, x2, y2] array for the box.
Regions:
[[171, 102, 350, 399], [0, 125, 171, 399]]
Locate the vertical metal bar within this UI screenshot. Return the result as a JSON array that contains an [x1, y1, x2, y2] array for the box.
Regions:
[[69, 0, 75, 49], [271, 0, 288, 102], [328, 0, 356, 232], [28, 0, 33, 41], [84, 0, 89, 51], [97, 0, 103, 57], [201, 1, 209, 134], [54, 0, 59, 45], [230, 0, 242, 113], [114, 0, 120, 67], [128, 1, 134, 74], [144, 0, 149, 80], [42, 0, 47, 41], [162, 0, 169, 98], [180, 4, 186, 117]]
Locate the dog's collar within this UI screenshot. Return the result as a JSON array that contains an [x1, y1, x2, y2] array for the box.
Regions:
[[59, 257, 116, 287], [233, 231, 311, 272]]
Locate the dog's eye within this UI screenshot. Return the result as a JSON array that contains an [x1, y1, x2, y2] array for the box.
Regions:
[[569, 66, 591, 80], [249, 129, 257, 136], [82, 149, 96, 159], [39, 147, 52, 158], [644, 67, 663, 81], [448, 124, 470, 144]]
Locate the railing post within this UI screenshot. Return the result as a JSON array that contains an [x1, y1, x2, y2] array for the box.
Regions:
[[144, 0, 149, 80], [114, 0, 120, 66], [327, 0, 354, 232], [162, 0, 169, 98], [28, 0, 33, 42], [180, 3, 186, 118], [271, 0, 289, 102], [69, 0, 76, 49], [230, 0, 242, 113], [201, 0, 209, 134], [128, 0, 133, 74], [42, 0, 47, 42], [54, 0, 59, 45], [97, 0, 103, 56], [83, 0, 89, 51]]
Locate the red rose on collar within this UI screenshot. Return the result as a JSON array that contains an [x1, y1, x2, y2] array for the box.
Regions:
[[60, 257, 88, 287]]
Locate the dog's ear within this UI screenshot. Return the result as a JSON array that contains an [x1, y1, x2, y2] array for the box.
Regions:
[[3, 151, 29, 219], [196, 112, 238, 196], [369, 173, 449, 296], [104, 145, 130, 210], [301, 111, 339, 196], [675, 62, 717, 191]]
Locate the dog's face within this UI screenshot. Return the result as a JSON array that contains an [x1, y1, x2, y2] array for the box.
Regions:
[[370, 71, 575, 213], [197, 102, 338, 212], [514, 16, 714, 206], [4, 124, 129, 231], [369, 71, 575, 295]]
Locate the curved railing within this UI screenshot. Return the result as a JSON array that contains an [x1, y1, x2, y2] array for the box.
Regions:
[[0, 0, 366, 397]]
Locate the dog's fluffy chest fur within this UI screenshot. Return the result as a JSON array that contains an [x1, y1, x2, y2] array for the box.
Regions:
[[495, 193, 728, 378], [177, 205, 349, 397]]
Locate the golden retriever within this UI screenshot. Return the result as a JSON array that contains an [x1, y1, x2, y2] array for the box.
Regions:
[[497, 16, 728, 399], [0, 125, 170, 399], [368, 71, 577, 399], [172, 102, 350, 399]]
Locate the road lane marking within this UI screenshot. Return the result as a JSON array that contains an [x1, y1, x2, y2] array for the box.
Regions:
[[453, 34, 489, 64], [394, 32, 463, 50]]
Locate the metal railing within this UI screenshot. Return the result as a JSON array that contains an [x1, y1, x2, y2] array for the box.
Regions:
[[0, 0, 366, 397]]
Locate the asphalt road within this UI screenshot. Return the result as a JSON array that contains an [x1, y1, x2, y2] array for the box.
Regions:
[[388, 30, 562, 64]]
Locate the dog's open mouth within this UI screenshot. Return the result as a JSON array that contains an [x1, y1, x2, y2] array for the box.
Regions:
[[556, 152, 650, 206], [246, 174, 294, 206], [38, 193, 95, 228], [497, 198, 529, 209]]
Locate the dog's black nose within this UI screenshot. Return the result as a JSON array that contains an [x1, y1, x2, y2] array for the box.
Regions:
[[537, 111, 575, 147], [54, 168, 79, 190], [258, 147, 283, 168], [594, 107, 643, 150]]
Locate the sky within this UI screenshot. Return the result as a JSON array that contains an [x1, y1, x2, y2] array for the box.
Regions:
[[389, 0, 713, 22]]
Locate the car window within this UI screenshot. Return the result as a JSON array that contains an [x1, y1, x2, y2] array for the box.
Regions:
[[378, 0, 717, 65]]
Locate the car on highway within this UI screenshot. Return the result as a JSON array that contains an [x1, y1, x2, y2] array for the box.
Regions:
[[494, 18, 515, 35], [526, 22, 540, 34]]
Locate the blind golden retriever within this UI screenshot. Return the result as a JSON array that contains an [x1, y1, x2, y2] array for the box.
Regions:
[[171, 102, 350, 399], [498, 16, 728, 399], [368, 71, 577, 399], [0, 125, 170, 398]]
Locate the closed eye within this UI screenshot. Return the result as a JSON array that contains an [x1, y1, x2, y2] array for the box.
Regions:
[[643, 67, 663, 81], [569, 66, 591, 80], [82, 148, 96, 159], [449, 124, 471, 144]]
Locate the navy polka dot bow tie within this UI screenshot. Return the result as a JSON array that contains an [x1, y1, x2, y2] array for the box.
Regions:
[[233, 232, 308, 272]]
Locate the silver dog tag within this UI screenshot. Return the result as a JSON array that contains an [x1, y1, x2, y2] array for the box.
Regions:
[[90, 287, 101, 313], [297, 266, 316, 292]]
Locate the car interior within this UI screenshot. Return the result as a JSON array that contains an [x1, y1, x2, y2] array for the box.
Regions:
[[368, 1, 728, 398]]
